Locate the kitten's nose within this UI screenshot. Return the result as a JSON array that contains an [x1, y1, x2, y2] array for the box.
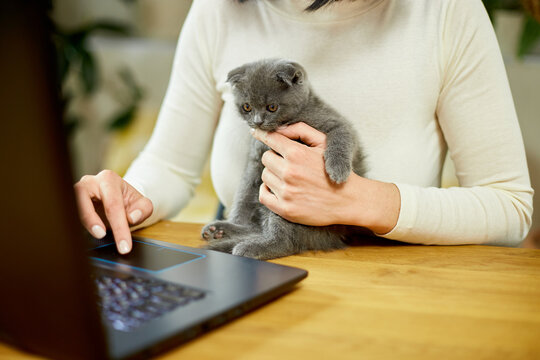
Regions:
[[253, 114, 263, 126]]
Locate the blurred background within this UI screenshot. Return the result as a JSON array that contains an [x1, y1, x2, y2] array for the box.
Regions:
[[49, 0, 540, 246], [50, 0, 218, 224]]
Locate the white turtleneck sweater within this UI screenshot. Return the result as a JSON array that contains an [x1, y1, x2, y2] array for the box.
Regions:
[[124, 0, 533, 246]]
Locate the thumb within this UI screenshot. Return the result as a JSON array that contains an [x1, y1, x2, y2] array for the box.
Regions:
[[276, 122, 326, 148], [124, 182, 153, 226]]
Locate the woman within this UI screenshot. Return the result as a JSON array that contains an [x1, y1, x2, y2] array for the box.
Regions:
[[74, 0, 533, 255]]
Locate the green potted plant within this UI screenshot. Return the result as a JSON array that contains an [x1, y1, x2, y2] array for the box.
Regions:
[[483, 0, 540, 58], [52, 21, 143, 134]]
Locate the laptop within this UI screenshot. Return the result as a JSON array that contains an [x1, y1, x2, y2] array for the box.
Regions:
[[0, 2, 307, 359]]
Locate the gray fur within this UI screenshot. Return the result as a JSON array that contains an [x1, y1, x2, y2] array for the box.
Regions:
[[202, 58, 366, 260]]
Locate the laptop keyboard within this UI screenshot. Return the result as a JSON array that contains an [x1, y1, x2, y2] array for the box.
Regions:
[[94, 274, 206, 332]]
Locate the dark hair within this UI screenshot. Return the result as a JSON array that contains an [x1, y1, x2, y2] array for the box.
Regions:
[[237, 0, 339, 12]]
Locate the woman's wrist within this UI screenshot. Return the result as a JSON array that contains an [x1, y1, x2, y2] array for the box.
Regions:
[[342, 174, 401, 234]]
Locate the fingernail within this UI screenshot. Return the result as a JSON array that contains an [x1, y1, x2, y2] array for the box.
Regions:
[[129, 209, 142, 223], [118, 240, 130, 254], [249, 128, 255, 134], [91, 225, 106, 239]]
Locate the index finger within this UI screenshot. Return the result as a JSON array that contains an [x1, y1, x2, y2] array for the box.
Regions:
[[251, 128, 304, 159], [99, 181, 132, 254], [275, 122, 326, 148]]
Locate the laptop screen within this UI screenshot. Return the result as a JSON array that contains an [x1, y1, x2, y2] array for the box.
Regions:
[[0, 2, 108, 359]]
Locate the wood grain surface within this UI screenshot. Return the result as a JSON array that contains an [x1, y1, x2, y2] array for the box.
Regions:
[[1, 221, 539, 360]]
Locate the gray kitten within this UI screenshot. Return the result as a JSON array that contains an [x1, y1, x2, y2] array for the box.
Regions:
[[201, 58, 366, 260]]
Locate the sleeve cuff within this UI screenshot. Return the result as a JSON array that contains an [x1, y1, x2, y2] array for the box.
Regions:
[[378, 182, 419, 240], [123, 176, 146, 198]]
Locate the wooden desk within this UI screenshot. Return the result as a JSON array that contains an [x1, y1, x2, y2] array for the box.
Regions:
[[1, 221, 540, 359]]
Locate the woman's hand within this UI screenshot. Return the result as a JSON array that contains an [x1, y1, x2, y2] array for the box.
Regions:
[[74, 170, 153, 254], [252, 122, 400, 234]]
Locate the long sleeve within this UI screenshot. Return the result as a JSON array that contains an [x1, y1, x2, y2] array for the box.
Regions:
[[124, 1, 222, 228], [381, 0, 533, 246]]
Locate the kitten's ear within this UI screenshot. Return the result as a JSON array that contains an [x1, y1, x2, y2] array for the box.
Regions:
[[227, 65, 248, 86], [276, 61, 305, 87]]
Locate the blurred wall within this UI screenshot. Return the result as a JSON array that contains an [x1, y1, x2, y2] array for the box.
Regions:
[[52, 0, 192, 40]]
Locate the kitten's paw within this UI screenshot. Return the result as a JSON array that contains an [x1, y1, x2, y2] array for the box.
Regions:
[[232, 242, 272, 260], [205, 239, 239, 254], [201, 221, 228, 241], [324, 156, 351, 184]]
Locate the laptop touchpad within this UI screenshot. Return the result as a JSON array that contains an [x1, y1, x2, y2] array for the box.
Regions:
[[89, 240, 204, 273]]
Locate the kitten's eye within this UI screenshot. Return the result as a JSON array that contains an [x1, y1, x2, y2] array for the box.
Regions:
[[266, 104, 278, 112], [242, 103, 252, 112]]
